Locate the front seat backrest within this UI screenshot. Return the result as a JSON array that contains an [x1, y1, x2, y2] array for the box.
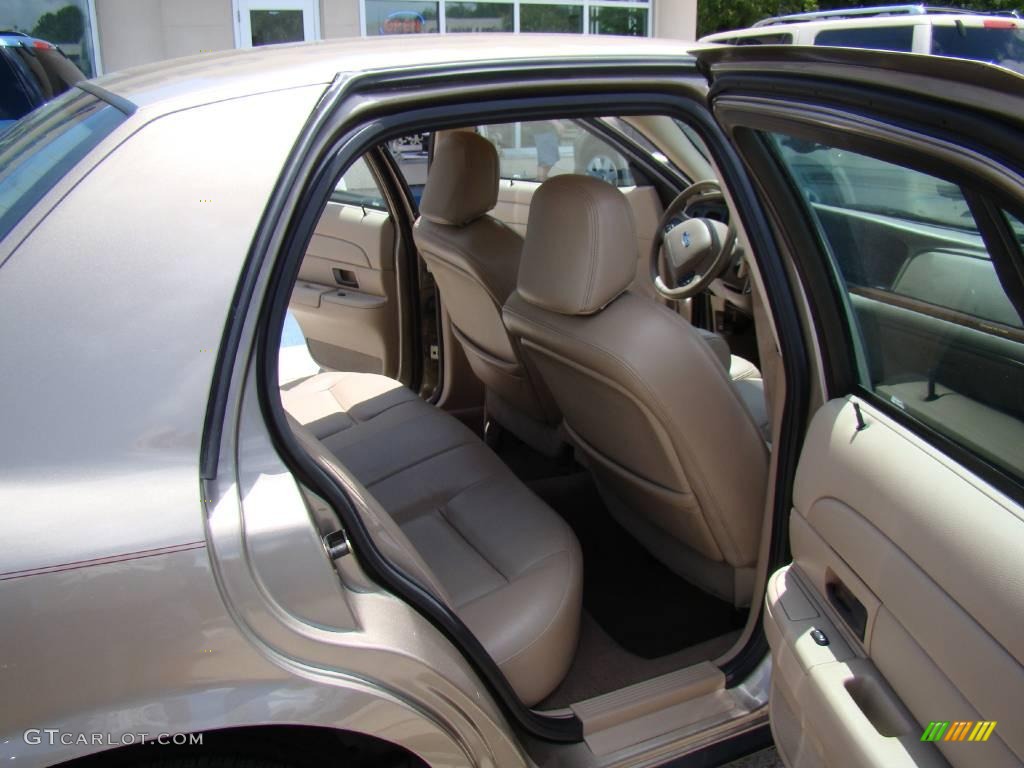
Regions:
[[414, 132, 559, 451], [503, 175, 769, 606]]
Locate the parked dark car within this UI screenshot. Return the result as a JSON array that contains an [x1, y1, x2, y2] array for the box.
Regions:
[[0, 32, 84, 133]]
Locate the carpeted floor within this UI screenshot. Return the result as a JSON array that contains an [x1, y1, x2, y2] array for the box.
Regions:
[[540, 612, 740, 709], [529, 472, 748, 659], [720, 747, 784, 767]]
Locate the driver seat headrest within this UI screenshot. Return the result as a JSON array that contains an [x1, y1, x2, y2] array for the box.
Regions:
[[419, 131, 500, 227], [517, 175, 638, 316]]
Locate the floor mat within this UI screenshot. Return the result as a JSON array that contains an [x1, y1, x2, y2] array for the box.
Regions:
[[491, 428, 577, 482], [530, 473, 748, 659], [540, 613, 740, 708]]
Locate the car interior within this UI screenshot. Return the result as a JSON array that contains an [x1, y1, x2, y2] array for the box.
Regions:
[[270, 106, 1023, 767], [277, 115, 777, 712]]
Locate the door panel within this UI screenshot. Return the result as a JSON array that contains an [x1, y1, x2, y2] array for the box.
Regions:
[[767, 397, 1022, 768], [289, 203, 398, 375], [701, 50, 1024, 768]]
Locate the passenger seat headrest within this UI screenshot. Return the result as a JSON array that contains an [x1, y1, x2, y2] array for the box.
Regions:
[[419, 131, 500, 227], [517, 174, 638, 316]]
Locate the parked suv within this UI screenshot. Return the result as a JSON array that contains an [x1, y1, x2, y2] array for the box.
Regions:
[[0, 32, 84, 133], [700, 4, 1024, 74]]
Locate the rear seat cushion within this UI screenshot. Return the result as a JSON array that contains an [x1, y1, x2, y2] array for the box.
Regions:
[[281, 372, 583, 706]]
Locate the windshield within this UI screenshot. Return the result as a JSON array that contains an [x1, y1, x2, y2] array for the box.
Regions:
[[0, 88, 125, 243], [932, 25, 1024, 74]]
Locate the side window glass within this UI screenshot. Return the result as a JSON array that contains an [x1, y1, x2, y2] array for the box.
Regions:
[[387, 133, 430, 206], [768, 134, 1024, 480], [332, 156, 388, 211], [814, 25, 915, 53], [730, 33, 793, 45], [478, 120, 635, 186]]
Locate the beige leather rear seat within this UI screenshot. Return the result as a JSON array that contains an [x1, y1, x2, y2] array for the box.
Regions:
[[281, 371, 583, 706]]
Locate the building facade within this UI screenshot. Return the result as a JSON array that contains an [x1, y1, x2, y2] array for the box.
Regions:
[[2, 0, 696, 77]]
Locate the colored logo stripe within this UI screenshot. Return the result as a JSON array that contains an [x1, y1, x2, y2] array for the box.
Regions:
[[921, 721, 996, 742], [945, 721, 972, 741], [969, 722, 998, 742]]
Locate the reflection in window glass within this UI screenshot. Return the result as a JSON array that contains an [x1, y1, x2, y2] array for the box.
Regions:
[[767, 132, 1024, 480], [520, 4, 583, 33], [772, 134, 972, 227], [814, 25, 914, 52], [589, 6, 647, 36], [365, 0, 439, 34], [931, 26, 1024, 75], [445, 2, 513, 32], [250, 10, 304, 45], [6, 0, 98, 77]]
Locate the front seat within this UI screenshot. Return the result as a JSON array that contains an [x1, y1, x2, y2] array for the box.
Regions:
[[414, 131, 560, 453], [503, 175, 769, 607]]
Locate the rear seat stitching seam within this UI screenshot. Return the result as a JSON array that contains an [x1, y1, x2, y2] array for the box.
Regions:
[[463, 549, 578, 667], [364, 439, 480, 489], [392, 473, 498, 526], [435, 504, 511, 593], [457, 549, 564, 613], [328, 389, 412, 425]]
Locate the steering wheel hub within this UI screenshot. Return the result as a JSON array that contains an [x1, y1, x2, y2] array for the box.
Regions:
[[650, 180, 737, 301]]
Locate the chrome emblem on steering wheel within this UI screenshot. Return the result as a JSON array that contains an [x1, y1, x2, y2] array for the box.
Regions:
[[682, 231, 691, 248]]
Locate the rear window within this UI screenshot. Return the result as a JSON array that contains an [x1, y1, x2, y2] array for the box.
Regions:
[[931, 25, 1024, 74], [815, 25, 915, 52], [0, 89, 125, 242]]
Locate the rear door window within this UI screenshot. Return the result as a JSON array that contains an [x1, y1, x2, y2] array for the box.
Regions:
[[767, 133, 1024, 481]]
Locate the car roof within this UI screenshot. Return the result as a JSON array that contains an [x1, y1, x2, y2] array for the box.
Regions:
[[93, 34, 699, 113], [752, 4, 1020, 28]]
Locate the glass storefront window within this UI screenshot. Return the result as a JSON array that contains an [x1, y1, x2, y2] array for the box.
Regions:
[[445, 2, 514, 33], [360, 0, 652, 37], [250, 10, 305, 45], [589, 6, 647, 36], [365, 0, 440, 35], [520, 4, 583, 33]]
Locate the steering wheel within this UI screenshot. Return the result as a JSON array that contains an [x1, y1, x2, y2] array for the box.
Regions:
[[650, 180, 737, 301]]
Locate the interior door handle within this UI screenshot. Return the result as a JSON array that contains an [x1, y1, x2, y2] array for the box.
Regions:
[[332, 268, 359, 289], [827, 579, 867, 641]]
